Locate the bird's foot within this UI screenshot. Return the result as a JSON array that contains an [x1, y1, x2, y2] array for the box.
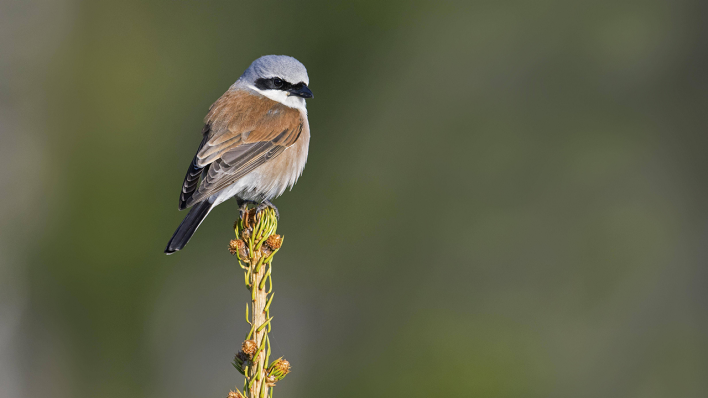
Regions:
[[255, 200, 280, 220], [238, 199, 257, 221]]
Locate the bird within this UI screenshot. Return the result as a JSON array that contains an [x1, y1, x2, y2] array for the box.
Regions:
[[164, 55, 313, 254]]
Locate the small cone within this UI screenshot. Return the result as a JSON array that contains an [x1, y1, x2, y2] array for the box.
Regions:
[[242, 340, 257, 358], [265, 234, 282, 250]]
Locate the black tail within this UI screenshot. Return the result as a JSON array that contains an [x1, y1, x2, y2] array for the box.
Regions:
[[165, 200, 214, 254]]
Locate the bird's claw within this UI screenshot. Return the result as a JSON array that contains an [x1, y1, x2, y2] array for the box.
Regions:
[[237, 199, 279, 221], [255, 200, 280, 220], [238, 201, 252, 221]]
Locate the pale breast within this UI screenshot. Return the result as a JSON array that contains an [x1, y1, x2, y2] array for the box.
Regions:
[[250, 110, 310, 199], [212, 110, 310, 204]]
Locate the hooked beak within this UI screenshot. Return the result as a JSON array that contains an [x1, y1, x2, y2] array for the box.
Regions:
[[288, 85, 313, 99]]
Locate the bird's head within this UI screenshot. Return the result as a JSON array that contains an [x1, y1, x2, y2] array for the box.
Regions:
[[239, 55, 313, 109]]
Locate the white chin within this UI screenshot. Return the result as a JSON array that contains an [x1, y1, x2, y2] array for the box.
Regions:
[[252, 87, 307, 109]]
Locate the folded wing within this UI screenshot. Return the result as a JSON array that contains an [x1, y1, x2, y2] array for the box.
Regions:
[[180, 89, 303, 208]]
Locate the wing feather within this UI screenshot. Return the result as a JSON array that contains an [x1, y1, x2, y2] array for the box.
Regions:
[[181, 89, 303, 207], [178, 125, 210, 210]]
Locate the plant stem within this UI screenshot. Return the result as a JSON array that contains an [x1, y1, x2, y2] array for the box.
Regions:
[[229, 208, 287, 398], [249, 259, 269, 396]]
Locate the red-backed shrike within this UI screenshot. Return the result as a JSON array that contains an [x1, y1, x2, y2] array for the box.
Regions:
[[165, 55, 313, 254]]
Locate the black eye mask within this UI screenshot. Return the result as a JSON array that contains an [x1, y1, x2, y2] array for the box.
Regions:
[[254, 78, 313, 99]]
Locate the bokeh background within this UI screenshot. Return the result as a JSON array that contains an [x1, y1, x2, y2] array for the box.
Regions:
[[2, 0, 708, 397]]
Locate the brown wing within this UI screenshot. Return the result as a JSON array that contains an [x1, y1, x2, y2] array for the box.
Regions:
[[183, 89, 303, 207]]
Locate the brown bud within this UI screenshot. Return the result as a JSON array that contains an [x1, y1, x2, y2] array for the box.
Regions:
[[228, 239, 243, 255], [227, 390, 245, 398], [265, 234, 282, 250], [265, 375, 277, 387], [241, 228, 251, 242], [260, 245, 272, 257], [275, 359, 290, 375], [241, 339, 257, 357], [229, 239, 248, 259], [266, 357, 291, 381]]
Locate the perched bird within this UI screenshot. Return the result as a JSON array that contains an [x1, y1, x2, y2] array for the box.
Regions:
[[165, 55, 313, 254]]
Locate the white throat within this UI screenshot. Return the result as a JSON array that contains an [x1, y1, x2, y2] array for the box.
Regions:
[[247, 84, 307, 110]]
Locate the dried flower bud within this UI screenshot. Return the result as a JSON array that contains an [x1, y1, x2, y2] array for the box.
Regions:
[[227, 390, 245, 398], [228, 239, 248, 259], [265, 375, 277, 387], [242, 340, 257, 357], [267, 357, 291, 380], [229, 239, 243, 254], [275, 359, 290, 375], [260, 245, 273, 257], [265, 234, 282, 250], [241, 228, 251, 241]]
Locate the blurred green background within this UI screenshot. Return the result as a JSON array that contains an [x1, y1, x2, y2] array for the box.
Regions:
[[2, 0, 708, 397]]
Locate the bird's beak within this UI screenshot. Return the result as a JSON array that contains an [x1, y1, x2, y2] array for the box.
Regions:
[[288, 85, 314, 99]]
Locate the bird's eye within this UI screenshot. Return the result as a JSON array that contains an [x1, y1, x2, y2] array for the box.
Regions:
[[273, 78, 283, 88]]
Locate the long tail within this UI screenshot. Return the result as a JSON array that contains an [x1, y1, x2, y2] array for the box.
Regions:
[[165, 200, 214, 254]]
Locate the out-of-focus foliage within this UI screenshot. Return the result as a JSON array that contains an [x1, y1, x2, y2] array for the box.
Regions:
[[1, 0, 707, 397]]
